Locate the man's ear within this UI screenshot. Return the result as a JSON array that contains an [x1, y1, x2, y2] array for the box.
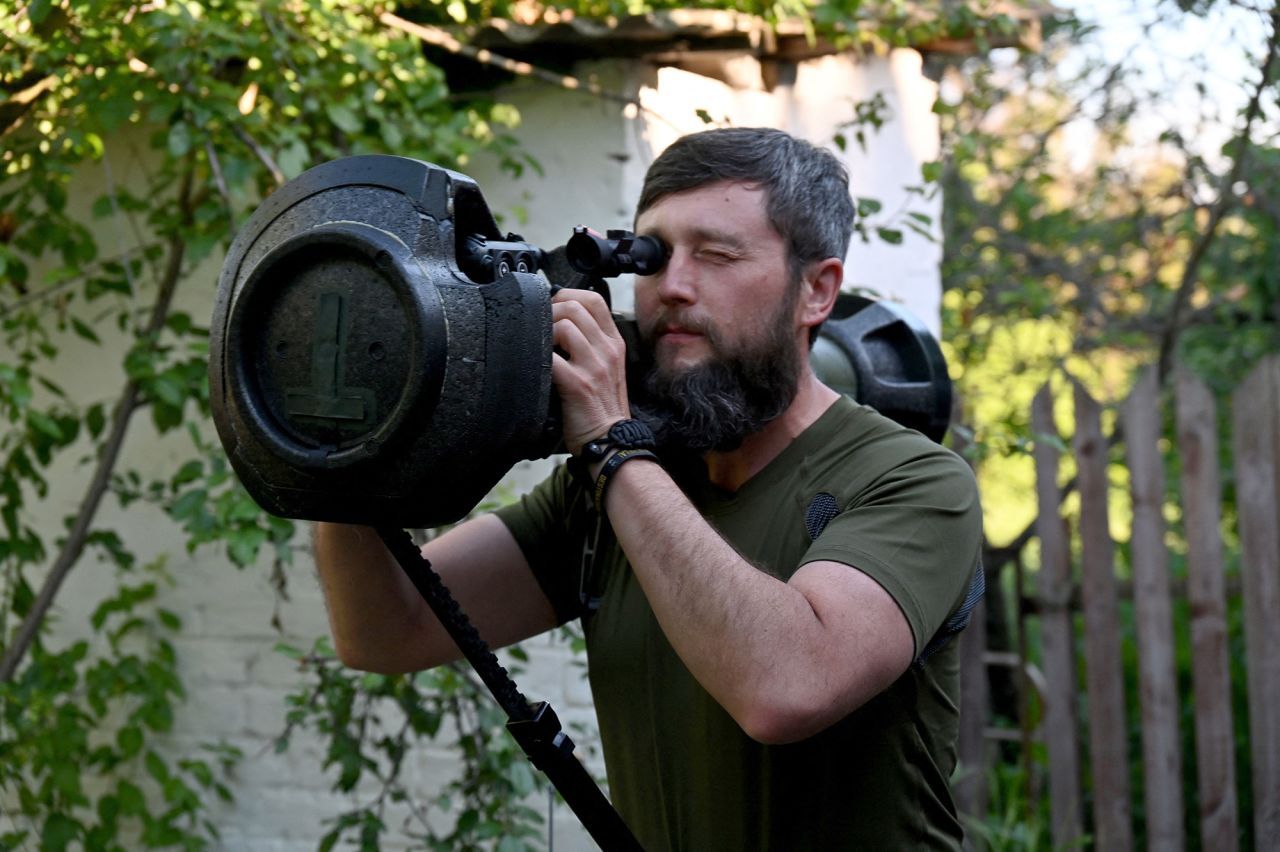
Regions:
[[799, 258, 843, 330]]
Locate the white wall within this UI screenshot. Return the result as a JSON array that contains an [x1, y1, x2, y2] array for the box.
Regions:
[[472, 49, 943, 331], [9, 47, 942, 851], [630, 50, 943, 332]]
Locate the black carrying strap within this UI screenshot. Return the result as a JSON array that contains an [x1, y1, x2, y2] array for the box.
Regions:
[[374, 527, 643, 851], [801, 493, 984, 667]]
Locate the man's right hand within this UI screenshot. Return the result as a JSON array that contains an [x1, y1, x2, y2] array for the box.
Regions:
[[549, 288, 632, 456], [312, 515, 559, 673]]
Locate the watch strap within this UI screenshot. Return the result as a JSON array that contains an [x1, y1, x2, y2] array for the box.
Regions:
[[579, 418, 656, 463]]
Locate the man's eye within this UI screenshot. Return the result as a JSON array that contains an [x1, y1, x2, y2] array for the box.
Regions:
[[699, 249, 737, 263]]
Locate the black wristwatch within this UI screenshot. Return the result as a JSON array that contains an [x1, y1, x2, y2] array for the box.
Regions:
[[578, 419, 657, 463]]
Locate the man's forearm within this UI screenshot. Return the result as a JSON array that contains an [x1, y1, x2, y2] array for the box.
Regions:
[[312, 516, 561, 675], [601, 460, 912, 744], [312, 523, 444, 673]]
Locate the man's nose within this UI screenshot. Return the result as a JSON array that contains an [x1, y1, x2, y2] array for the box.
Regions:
[[652, 249, 696, 304]]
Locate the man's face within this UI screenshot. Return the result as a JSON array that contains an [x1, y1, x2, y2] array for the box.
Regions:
[[633, 181, 798, 375], [630, 181, 806, 453]]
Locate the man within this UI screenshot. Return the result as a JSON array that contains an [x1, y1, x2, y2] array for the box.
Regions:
[[314, 127, 983, 849]]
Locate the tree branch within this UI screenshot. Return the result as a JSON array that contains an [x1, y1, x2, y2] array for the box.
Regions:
[[0, 245, 162, 318], [0, 163, 195, 683], [1156, 6, 1280, 381], [231, 125, 284, 189]]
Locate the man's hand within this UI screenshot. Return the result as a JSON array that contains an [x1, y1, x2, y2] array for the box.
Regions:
[[550, 289, 631, 454]]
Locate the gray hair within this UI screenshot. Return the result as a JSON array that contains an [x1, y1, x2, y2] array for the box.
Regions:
[[636, 127, 855, 281]]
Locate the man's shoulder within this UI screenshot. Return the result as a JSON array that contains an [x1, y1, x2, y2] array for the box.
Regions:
[[802, 396, 965, 465], [794, 397, 976, 503]]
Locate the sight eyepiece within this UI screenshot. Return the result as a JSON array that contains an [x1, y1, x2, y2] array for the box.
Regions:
[[565, 227, 666, 277]]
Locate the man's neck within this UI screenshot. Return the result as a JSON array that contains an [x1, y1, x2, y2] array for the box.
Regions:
[[703, 371, 840, 492]]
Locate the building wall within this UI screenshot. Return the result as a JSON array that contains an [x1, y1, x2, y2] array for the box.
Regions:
[[10, 48, 941, 850], [471, 48, 943, 329]]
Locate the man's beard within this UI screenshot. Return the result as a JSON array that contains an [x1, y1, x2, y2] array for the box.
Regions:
[[631, 298, 802, 455]]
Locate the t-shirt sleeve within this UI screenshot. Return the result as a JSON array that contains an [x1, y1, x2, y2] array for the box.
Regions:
[[799, 449, 983, 656], [493, 463, 589, 625]]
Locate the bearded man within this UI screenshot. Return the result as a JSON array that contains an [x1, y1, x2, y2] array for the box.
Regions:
[[313, 127, 983, 849]]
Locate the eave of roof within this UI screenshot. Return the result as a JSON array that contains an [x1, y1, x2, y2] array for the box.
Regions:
[[467, 4, 1052, 64]]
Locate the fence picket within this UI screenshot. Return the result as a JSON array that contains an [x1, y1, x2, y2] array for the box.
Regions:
[[1231, 356, 1280, 844], [1174, 368, 1239, 851], [1073, 380, 1133, 852], [953, 408, 988, 830], [1123, 367, 1185, 849], [1272, 355, 1280, 552], [956, 594, 989, 832], [1031, 383, 1083, 848]]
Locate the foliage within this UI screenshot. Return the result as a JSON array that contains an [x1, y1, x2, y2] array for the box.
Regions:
[[936, 6, 1280, 543], [394, 0, 1026, 49], [0, 558, 241, 850], [937, 1, 1279, 847], [961, 759, 1057, 852], [275, 638, 552, 852], [1, 0, 522, 844]]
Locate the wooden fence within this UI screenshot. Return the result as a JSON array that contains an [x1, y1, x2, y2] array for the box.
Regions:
[[955, 354, 1280, 851]]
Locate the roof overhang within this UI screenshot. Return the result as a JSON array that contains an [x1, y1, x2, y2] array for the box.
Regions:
[[468, 4, 1051, 67]]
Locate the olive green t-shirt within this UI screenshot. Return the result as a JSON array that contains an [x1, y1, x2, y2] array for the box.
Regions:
[[496, 396, 983, 850]]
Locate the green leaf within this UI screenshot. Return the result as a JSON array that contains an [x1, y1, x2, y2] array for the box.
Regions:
[[172, 459, 203, 487], [41, 814, 78, 852], [921, 160, 943, 183], [169, 489, 207, 521], [53, 762, 82, 798], [856, 197, 882, 217], [168, 122, 193, 158], [150, 373, 186, 408], [117, 725, 144, 758], [96, 794, 120, 827], [86, 403, 107, 438], [29, 0, 51, 24], [506, 760, 535, 797], [183, 759, 215, 788], [144, 750, 170, 784], [227, 527, 269, 566], [27, 410, 64, 441], [71, 317, 101, 344], [5, 370, 33, 408], [380, 121, 404, 150], [456, 809, 479, 834], [166, 312, 193, 334], [277, 141, 310, 180], [876, 227, 903, 245], [319, 829, 341, 852], [327, 103, 362, 134], [117, 780, 145, 816]]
